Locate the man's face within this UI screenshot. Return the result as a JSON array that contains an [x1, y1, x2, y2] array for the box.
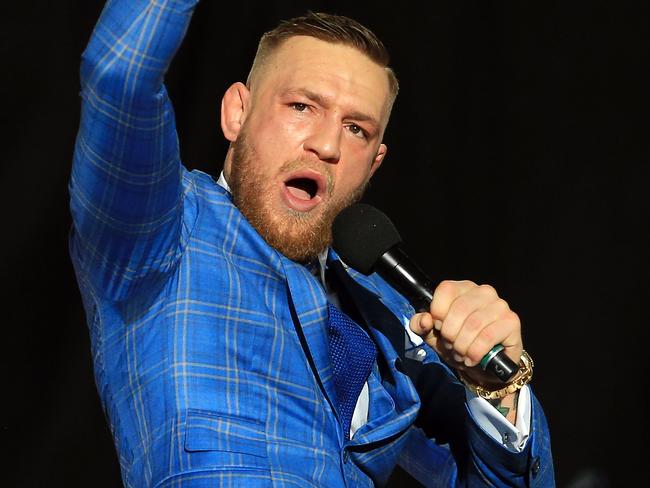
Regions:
[[224, 36, 392, 262]]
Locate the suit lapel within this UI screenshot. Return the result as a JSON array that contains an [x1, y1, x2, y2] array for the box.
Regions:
[[280, 257, 341, 421]]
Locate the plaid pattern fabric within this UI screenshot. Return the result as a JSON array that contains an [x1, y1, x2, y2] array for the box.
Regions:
[[69, 1, 555, 486]]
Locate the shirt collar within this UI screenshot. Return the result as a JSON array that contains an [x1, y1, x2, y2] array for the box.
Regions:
[[217, 171, 232, 193]]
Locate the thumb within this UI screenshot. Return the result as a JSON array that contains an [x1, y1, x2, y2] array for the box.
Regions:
[[409, 312, 438, 347]]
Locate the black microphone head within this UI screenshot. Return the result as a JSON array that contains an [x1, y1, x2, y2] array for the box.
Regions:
[[332, 203, 402, 275]]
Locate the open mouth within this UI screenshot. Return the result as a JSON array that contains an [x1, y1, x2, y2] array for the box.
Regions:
[[281, 170, 326, 211], [285, 177, 319, 201]]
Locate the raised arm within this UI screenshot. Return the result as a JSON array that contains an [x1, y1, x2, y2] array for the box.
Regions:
[[69, 0, 200, 300]]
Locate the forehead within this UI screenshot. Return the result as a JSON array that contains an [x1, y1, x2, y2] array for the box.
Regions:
[[254, 36, 392, 124]]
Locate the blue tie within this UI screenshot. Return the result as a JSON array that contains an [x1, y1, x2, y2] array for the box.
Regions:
[[326, 302, 377, 439]]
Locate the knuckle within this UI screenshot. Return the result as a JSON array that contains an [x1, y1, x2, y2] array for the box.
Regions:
[[506, 310, 520, 326], [431, 281, 456, 317], [450, 294, 476, 319], [478, 327, 496, 346], [436, 280, 457, 299], [452, 295, 473, 317], [440, 326, 457, 343], [478, 283, 497, 297], [465, 314, 483, 333]]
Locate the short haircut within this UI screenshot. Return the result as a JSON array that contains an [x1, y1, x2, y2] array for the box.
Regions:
[[247, 11, 399, 101]]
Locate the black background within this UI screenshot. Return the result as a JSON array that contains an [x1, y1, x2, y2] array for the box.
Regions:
[[3, 1, 648, 486]]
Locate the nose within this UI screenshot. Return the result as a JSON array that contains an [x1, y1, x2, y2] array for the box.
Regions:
[[303, 118, 341, 163]]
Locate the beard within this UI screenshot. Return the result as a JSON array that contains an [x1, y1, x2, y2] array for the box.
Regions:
[[228, 128, 367, 263]]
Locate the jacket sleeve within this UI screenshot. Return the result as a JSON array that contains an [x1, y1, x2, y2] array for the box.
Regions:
[[398, 355, 555, 487], [69, 0, 200, 301]]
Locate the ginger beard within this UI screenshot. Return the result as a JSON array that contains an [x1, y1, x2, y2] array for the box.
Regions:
[[229, 128, 368, 263]]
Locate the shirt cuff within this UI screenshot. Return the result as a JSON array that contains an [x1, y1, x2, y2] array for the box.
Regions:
[[465, 384, 531, 452]]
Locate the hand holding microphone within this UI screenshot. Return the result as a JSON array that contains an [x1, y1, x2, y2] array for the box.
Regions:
[[332, 203, 522, 384]]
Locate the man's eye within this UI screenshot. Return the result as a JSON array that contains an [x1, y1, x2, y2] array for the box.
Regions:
[[347, 124, 367, 139], [290, 102, 308, 112]]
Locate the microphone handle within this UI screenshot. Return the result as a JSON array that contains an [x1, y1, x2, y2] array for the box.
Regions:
[[375, 247, 519, 382]]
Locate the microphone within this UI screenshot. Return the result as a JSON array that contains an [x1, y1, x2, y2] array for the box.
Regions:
[[332, 203, 518, 382]]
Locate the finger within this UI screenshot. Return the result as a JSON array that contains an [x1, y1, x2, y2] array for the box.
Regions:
[[464, 311, 521, 367], [409, 312, 435, 337], [429, 280, 478, 322], [434, 336, 472, 370], [438, 284, 499, 345], [410, 316, 454, 360], [452, 298, 510, 358]]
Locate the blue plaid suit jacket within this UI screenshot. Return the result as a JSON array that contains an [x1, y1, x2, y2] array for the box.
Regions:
[[69, 1, 554, 486]]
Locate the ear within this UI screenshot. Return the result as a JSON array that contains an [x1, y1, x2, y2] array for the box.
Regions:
[[221, 82, 250, 142], [368, 143, 387, 178]]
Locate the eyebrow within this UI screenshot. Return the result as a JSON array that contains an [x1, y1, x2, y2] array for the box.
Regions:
[[284, 88, 380, 129]]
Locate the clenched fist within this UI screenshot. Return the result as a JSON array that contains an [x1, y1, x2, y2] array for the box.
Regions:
[[409, 280, 523, 388]]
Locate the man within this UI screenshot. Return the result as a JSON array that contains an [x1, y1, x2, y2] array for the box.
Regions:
[[70, 0, 554, 486]]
